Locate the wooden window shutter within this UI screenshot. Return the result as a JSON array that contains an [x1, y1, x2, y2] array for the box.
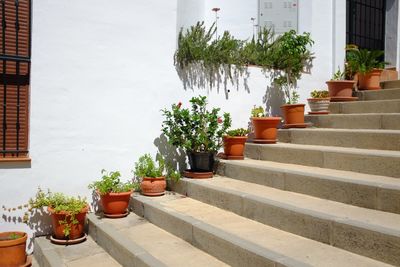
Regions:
[[0, 0, 31, 158]]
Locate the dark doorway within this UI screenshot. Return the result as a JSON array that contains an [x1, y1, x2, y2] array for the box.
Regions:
[[346, 0, 386, 51]]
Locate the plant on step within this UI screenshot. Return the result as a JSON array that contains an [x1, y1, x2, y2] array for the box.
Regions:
[[226, 128, 249, 137], [331, 68, 346, 81], [251, 105, 267, 117], [133, 153, 180, 182], [88, 169, 139, 195], [346, 48, 387, 75], [310, 90, 329, 98]]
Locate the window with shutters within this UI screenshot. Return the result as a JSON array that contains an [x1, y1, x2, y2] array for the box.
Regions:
[[0, 0, 31, 161]]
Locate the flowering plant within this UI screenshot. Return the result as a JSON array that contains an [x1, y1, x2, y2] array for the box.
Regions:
[[251, 106, 266, 117], [161, 96, 231, 152]]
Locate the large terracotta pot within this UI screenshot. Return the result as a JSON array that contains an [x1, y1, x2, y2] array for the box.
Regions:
[[251, 117, 281, 143], [358, 69, 383, 90], [281, 104, 305, 125], [326, 80, 355, 97], [307, 98, 330, 113], [100, 191, 133, 215], [223, 136, 247, 158], [48, 206, 89, 240], [0, 232, 27, 267], [140, 177, 166, 196], [188, 151, 215, 172]]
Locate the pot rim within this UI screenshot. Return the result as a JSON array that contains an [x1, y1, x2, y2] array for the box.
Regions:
[[223, 135, 248, 139], [251, 116, 281, 121], [280, 103, 305, 108], [47, 205, 89, 215], [142, 176, 166, 181], [326, 80, 356, 84], [307, 98, 331, 101], [0, 231, 27, 247], [97, 190, 133, 196]]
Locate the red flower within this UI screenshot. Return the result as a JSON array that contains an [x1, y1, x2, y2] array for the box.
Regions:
[[217, 117, 223, 124], [177, 102, 182, 108]]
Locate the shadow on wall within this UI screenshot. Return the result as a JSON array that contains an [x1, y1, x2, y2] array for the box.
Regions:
[[154, 134, 187, 172], [90, 191, 101, 214]]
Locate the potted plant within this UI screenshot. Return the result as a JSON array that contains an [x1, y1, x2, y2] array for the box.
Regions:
[[133, 154, 180, 196], [223, 128, 249, 159], [268, 30, 314, 128], [88, 170, 139, 218], [29, 188, 89, 243], [250, 106, 281, 144], [307, 89, 330, 114], [0, 232, 28, 267], [347, 48, 387, 90], [161, 96, 231, 178], [326, 68, 356, 101]]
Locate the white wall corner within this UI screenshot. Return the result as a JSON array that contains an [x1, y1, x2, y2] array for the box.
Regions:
[[397, 0, 400, 71], [332, 0, 346, 75], [176, 0, 205, 36]]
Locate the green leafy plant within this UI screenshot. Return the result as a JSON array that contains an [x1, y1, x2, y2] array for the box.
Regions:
[[332, 68, 346, 80], [28, 188, 88, 237], [88, 170, 139, 195], [0, 233, 23, 241], [133, 154, 180, 182], [310, 90, 329, 98], [251, 106, 266, 117], [347, 48, 387, 75], [161, 96, 231, 152], [226, 128, 249, 137]]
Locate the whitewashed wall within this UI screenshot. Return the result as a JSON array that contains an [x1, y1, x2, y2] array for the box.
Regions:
[[0, 0, 346, 247]]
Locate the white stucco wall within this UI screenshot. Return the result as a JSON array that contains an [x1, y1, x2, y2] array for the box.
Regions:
[[0, 0, 346, 247]]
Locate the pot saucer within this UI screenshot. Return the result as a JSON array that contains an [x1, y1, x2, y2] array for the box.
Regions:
[[308, 111, 329, 115], [330, 96, 358, 102], [252, 139, 277, 144], [104, 211, 129, 218], [50, 233, 87, 245], [184, 170, 213, 179], [217, 153, 244, 160], [282, 123, 309, 129]]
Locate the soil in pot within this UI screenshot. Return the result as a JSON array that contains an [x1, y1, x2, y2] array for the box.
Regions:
[[326, 80, 356, 99], [100, 191, 132, 217], [358, 69, 383, 90], [141, 177, 166, 196], [0, 231, 27, 267], [48, 206, 89, 241], [223, 136, 247, 159], [281, 104, 306, 128], [307, 98, 330, 114], [188, 151, 215, 172], [251, 117, 281, 144]]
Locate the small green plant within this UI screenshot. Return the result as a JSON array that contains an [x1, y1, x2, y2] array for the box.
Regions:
[[161, 96, 231, 152], [251, 106, 266, 117], [310, 90, 329, 98], [226, 128, 249, 137], [88, 170, 139, 195], [133, 154, 180, 182], [347, 48, 387, 75], [29, 188, 88, 237], [332, 68, 346, 80], [0, 233, 23, 241]]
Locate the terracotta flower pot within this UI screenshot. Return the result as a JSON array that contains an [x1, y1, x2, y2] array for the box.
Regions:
[[0, 232, 27, 267], [358, 69, 383, 90], [281, 104, 305, 126], [48, 206, 89, 240], [326, 80, 355, 97], [99, 191, 133, 215], [251, 117, 281, 143], [140, 177, 166, 196], [307, 98, 330, 113], [223, 136, 247, 158]]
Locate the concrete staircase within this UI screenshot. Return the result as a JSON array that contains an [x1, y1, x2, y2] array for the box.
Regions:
[[34, 80, 400, 267]]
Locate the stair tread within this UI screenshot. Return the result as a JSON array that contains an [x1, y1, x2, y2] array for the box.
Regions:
[[181, 176, 400, 236], [91, 213, 228, 267], [222, 158, 400, 190], [35, 235, 121, 267], [280, 128, 400, 134], [247, 142, 400, 157], [134, 194, 391, 267]]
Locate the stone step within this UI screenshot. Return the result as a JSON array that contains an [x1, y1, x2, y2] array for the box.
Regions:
[[305, 113, 400, 130], [354, 88, 400, 101], [34, 235, 121, 267], [278, 128, 400, 151], [217, 158, 400, 214], [381, 79, 400, 89], [87, 213, 227, 267], [170, 176, 400, 265], [329, 99, 400, 114], [132, 193, 392, 267], [245, 143, 400, 178]]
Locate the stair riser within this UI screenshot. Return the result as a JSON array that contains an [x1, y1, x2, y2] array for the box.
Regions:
[[329, 100, 400, 114], [217, 162, 400, 214], [132, 197, 289, 267], [34, 238, 64, 267], [355, 89, 400, 101], [245, 144, 400, 178], [171, 180, 400, 266], [278, 130, 400, 151], [305, 114, 400, 130], [381, 80, 400, 89], [87, 214, 167, 267]]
